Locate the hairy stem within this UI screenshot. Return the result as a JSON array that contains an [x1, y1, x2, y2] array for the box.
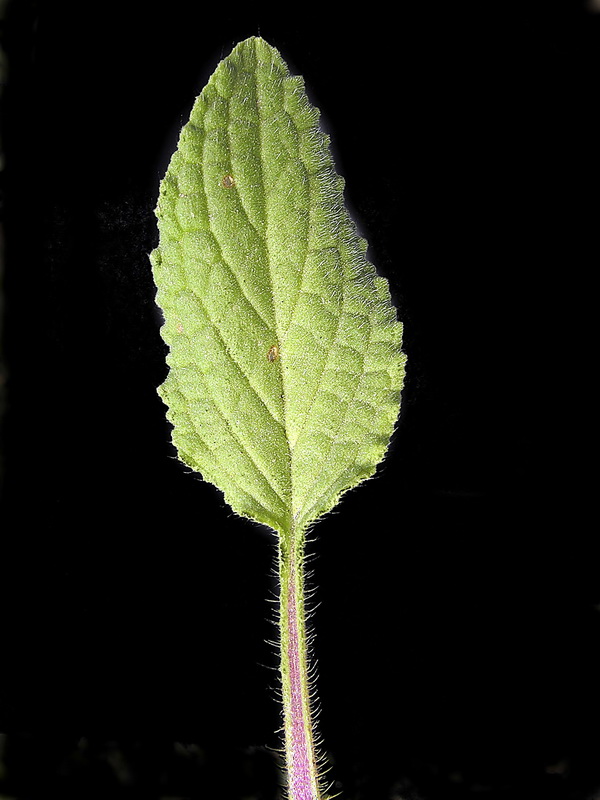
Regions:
[[278, 529, 325, 800]]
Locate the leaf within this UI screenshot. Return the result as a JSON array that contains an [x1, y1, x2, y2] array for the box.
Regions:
[[151, 36, 406, 538]]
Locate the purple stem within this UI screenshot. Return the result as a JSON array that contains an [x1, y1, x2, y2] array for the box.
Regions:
[[281, 545, 320, 799]]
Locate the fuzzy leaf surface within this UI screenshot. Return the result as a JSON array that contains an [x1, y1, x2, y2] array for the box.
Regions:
[[151, 37, 406, 537]]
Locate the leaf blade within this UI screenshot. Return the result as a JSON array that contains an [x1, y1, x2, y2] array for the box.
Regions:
[[152, 36, 406, 536]]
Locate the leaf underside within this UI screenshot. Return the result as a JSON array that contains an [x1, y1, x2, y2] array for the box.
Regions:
[[151, 36, 406, 537]]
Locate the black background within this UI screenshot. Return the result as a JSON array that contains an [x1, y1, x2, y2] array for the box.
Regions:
[[1, 2, 599, 798]]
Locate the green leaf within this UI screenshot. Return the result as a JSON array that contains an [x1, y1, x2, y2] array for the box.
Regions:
[[151, 36, 405, 537]]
